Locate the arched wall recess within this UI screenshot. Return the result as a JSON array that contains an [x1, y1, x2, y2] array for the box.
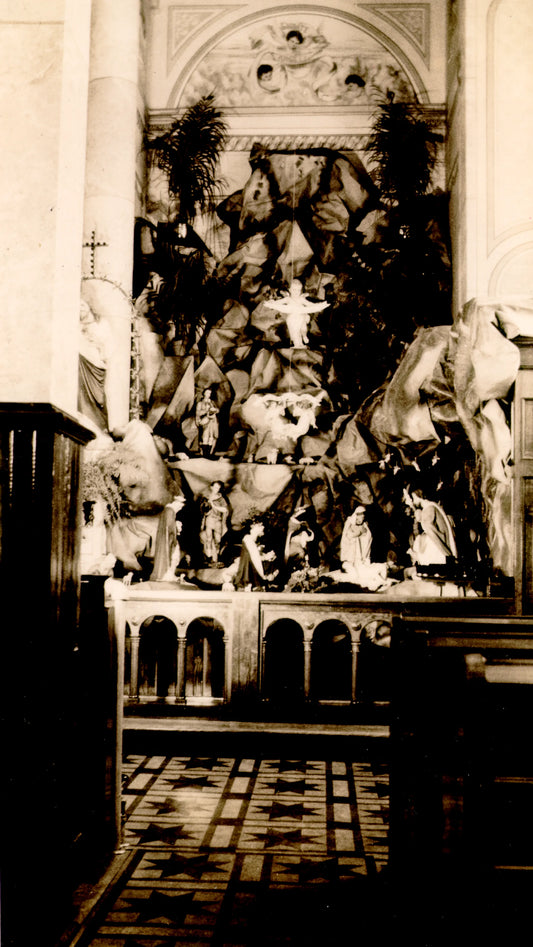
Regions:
[[163, 5, 431, 113], [488, 242, 533, 297]]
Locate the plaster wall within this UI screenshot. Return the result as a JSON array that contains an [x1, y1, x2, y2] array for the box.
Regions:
[[0, 0, 91, 410]]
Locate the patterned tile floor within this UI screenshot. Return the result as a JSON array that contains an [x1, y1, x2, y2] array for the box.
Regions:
[[67, 752, 389, 946]]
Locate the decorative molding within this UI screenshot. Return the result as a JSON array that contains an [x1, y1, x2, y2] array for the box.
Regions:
[[224, 133, 368, 152], [167, 4, 244, 74], [146, 105, 445, 149], [361, 3, 431, 64]]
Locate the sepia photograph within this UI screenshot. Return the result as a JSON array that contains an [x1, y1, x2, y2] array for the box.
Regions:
[[1, 1, 533, 944]]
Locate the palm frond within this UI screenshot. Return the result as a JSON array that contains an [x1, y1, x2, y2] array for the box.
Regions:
[[366, 101, 440, 207], [148, 93, 228, 222]]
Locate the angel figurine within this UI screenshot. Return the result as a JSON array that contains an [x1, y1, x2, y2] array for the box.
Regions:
[[265, 279, 329, 347]]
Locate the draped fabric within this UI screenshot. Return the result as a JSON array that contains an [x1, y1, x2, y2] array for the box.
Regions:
[[151, 504, 181, 580], [79, 355, 107, 429]]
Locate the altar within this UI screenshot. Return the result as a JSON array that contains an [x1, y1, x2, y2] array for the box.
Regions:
[[105, 580, 513, 711]]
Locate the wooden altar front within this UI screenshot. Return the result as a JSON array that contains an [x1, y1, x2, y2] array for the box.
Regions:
[[105, 582, 514, 711]]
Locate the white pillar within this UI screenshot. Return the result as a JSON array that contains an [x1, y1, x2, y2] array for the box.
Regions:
[[448, 0, 533, 311], [82, 0, 142, 433]]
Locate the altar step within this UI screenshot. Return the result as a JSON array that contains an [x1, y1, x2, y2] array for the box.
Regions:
[[123, 699, 390, 722], [123, 712, 389, 760]]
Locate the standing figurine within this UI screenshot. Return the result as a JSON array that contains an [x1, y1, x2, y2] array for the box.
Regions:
[[151, 494, 186, 581], [404, 488, 457, 568], [200, 481, 230, 564], [196, 387, 219, 456]]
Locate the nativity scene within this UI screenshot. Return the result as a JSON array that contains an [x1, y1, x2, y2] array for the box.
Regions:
[[80, 90, 520, 602], [6, 7, 533, 945]]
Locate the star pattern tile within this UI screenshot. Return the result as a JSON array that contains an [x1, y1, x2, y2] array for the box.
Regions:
[[265, 778, 321, 794], [162, 774, 218, 790], [121, 889, 212, 925], [183, 757, 224, 770], [134, 822, 197, 846], [278, 856, 338, 882], [255, 801, 309, 820], [142, 853, 231, 880], [68, 753, 388, 945], [265, 760, 309, 773]]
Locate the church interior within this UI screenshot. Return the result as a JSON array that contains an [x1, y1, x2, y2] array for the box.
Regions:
[[2, 1, 533, 944]]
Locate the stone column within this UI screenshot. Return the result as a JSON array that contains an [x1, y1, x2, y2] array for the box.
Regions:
[[223, 633, 232, 703], [176, 630, 187, 702], [129, 620, 141, 700], [81, 0, 142, 433], [303, 636, 313, 701], [349, 626, 362, 702]]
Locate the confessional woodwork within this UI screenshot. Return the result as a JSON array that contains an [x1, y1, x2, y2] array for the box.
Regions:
[[390, 615, 533, 881], [0, 405, 124, 946], [514, 339, 533, 613]]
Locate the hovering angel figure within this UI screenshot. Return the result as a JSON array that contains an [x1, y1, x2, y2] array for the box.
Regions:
[[265, 280, 329, 347]]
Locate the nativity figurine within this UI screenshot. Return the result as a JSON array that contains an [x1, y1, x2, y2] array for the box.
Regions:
[[233, 520, 279, 590], [328, 506, 391, 591], [199, 481, 230, 564], [283, 507, 315, 580], [264, 279, 328, 348], [241, 391, 324, 463], [151, 494, 186, 581], [196, 387, 219, 456], [404, 488, 457, 570]]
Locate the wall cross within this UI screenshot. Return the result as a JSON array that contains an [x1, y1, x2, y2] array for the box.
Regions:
[[82, 230, 108, 276]]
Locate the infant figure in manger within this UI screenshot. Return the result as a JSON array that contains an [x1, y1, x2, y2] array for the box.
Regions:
[[265, 279, 329, 347], [327, 506, 393, 592]]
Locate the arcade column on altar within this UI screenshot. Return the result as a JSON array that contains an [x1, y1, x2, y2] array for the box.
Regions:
[[81, 0, 143, 434]]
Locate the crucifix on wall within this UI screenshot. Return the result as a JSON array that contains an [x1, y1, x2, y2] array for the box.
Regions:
[[82, 230, 108, 277]]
